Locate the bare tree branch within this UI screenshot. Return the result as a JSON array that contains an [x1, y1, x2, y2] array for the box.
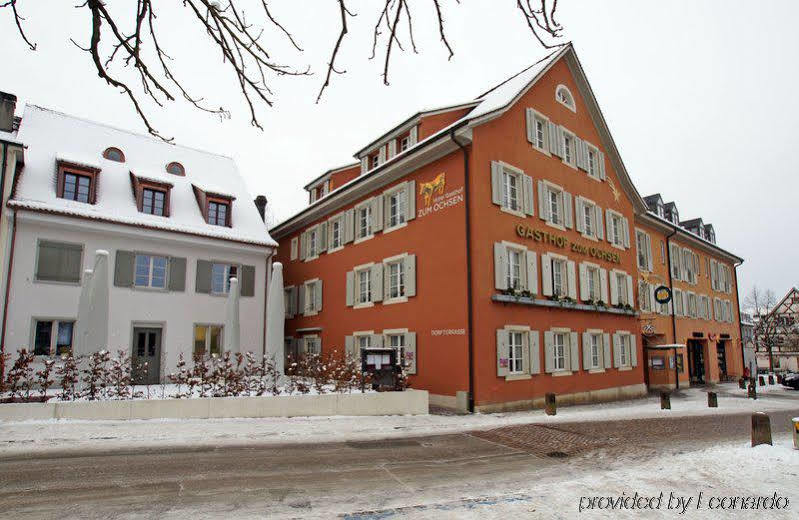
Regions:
[[316, 0, 354, 103]]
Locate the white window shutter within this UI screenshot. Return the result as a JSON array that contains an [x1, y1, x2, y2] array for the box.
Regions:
[[521, 333, 530, 375], [600, 268, 609, 303], [318, 223, 328, 252], [522, 174, 535, 216], [405, 254, 417, 297], [490, 161, 502, 206], [370, 263, 383, 302], [537, 181, 549, 221], [494, 243, 508, 291], [575, 197, 584, 233], [596, 206, 604, 240], [569, 332, 580, 371], [409, 125, 418, 146], [613, 333, 622, 367], [525, 108, 535, 144], [378, 145, 387, 165], [626, 274, 634, 306], [345, 336, 356, 359], [372, 196, 383, 232], [609, 271, 619, 305], [315, 280, 323, 311], [496, 330, 509, 377], [602, 333, 611, 369], [649, 284, 656, 313], [710, 260, 717, 290], [405, 332, 417, 374], [344, 209, 355, 244], [529, 331, 541, 374], [290, 237, 298, 261], [297, 284, 305, 317], [360, 156, 368, 174], [541, 254, 553, 296], [622, 217, 630, 248], [579, 263, 588, 301], [299, 231, 307, 260], [388, 139, 397, 159], [575, 137, 586, 171], [630, 335, 638, 367], [405, 180, 416, 221], [646, 234, 653, 271], [525, 250, 538, 294], [547, 121, 560, 156], [563, 191, 573, 229], [598, 150, 606, 180], [567, 260, 577, 300], [544, 331, 555, 373], [582, 332, 592, 369], [557, 126, 565, 157], [605, 209, 612, 243], [345, 271, 354, 306]]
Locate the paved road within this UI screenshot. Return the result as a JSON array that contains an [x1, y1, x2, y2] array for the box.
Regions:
[[1, 408, 797, 519]]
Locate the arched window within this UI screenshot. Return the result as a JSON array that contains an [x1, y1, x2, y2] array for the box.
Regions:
[[102, 147, 125, 162], [555, 85, 575, 112], [166, 162, 185, 176]]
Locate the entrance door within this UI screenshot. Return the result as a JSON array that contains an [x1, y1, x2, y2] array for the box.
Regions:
[[688, 340, 705, 385], [716, 342, 728, 380], [132, 327, 162, 385]]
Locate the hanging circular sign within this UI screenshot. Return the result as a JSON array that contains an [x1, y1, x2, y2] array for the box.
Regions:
[[642, 323, 657, 337], [654, 285, 672, 304]]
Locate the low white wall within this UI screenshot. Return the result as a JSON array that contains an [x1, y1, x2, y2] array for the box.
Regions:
[[0, 390, 428, 421]]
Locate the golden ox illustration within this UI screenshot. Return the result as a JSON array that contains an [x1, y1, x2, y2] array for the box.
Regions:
[[419, 173, 446, 207]]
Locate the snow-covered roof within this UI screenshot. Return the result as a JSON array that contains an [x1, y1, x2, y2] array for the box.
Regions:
[[10, 105, 276, 247]]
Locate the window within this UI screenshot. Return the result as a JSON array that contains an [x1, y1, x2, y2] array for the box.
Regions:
[[639, 280, 652, 312], [586, 145, 600, 178], [142, 188, 166, 216], [493, 162, 532, 216], [34, 320, 74, 356], [586, 265, 601, 301], [609, 213, 623, 247], [304, 336, 321, 355], [400, 136, 410, 152], [503, 169, 520, 212], [660, 241, 666, 264], [616, 272, 629, 305], [562, 131, 575, 167], [194, 325, 223, 356], [330, 219, 342, 250], [306, 282, 318, 313], [370, 154, 380, 169], [588, 333, 601, 369], [62, 172, 92, 203], [552, 258, 567, 297], [207, 200, 229, 227], [534, 118, 546, 149], [583, 202, 594, 237], [35, 240, 83, 284], [507, 248, 522, 290], [134, 254, 167, 289], [619, 334, 631, 366], [674, 289, 684, 316], [508, 331, 524, 374], [555, 85, 575, 111], [308, 228, 318, 258], [387, 260, 405, 300], [670, 244, 682, 280], [636, 230, 651, 271], [388, 189, 407, 228], [357, 269, 371, 305], [553, 332, 567, 370], [357, 204, 372, 239], [358, 334, 371, 350], [166, 162, 185, 176], [548, 188, 563, 226], [211, 263, 237, 294], [102, 147, 125, 162], [290, 237, 299, 261], [687, 292, 697, 318]]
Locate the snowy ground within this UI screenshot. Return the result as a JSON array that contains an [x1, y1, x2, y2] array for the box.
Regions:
[[1, 383, 796, 458]]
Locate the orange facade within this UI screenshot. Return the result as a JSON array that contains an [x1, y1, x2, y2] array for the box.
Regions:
[[272, 45, 743, 411]]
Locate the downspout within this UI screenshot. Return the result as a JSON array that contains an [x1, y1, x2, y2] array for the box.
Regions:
[[0, 142, 8, 379], [262, 250, 274, 357], [732, 260, 745, 377], [664, 224, 679, 389], [450, 128, 475, 413], [1, 208, 17, 381]]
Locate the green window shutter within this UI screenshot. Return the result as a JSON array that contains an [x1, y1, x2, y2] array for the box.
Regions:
[[37, 241, 83, 284], [168, 257, 187, 292], [195, 260, 212, 293], [240, 265, 255, 296], [113, 250, 135, 287]]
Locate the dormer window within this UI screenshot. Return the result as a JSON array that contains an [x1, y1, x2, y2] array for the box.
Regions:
[[370, 154, 380, 169], [555, 85, 576, 112], [192, 184, 235, 228], [142, 188, 166, 216], [657, 202, 664, 217], [130, 173, 172, 217], [208, 199, 230, 227], [103, 147, 125, 162], [63, 172, 92, 203], [57, 159, 100, 205], [166, 162, 185, 176]]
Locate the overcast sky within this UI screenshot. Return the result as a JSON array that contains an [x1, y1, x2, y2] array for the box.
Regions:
[[1, 0, 797, 304]]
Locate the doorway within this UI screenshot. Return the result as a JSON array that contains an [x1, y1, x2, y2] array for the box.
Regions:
[[716, 341, 728, 380], [687, 340, 706, 385], [132, 327, 162, 385]]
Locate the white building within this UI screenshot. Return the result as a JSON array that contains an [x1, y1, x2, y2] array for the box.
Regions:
[[0, 102, 276, 383]]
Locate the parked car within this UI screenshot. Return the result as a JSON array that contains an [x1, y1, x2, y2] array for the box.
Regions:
[[782, 372, 799, 390]]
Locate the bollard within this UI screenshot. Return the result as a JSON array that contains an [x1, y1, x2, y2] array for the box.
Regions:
[[751, 412, 772, 447], [545, 393, 556, 416], [748, 381, 757, 400], [660, 391, 671, 410], [793, 418, 799, 450], [758, 375, 766, 386], [768, 375, 775, 385], [738, 378, 746, 389], [707, 392, 718, 408]]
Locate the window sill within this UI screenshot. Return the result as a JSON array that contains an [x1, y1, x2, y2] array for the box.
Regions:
[[580, 233, 599, 242], [132, 285, 169, 293], [545, 220, 566, 231], [33, 279, 81, 287], [505, 373, 531, 381], [588, 368, 606, 374], [383, 222, 408, 235], [587, 173, 602, 182], [353, 302, 375, 310], [327, 245, 344, 254], [353, 234, 374, 245], [552, 370, 573, 377], [492, 294, 638, 316], [532, 145, 551, 157], [304, 255, 319, 262], [617, 366, 632, 371], [383, 296, 408, 306], [611, 243, 626, 251], [562, 160, 578, 170], [500, 206, 526, 218], [304, 310, 319, 317]]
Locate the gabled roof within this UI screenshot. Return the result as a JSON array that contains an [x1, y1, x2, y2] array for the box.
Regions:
[[303, 162, 359, 191], [10, 105, 276, 247], [643, 193, 663, 204], [681, 217, 704, 228]]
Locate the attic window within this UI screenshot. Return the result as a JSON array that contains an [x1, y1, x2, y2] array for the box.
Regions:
[[103, 147, 125, 162], [207, 199, 230, 227], [555, 85, 575, 112], [57, 161, 100, 205], [166, 162, 185, 176], [130, 173, 172, 217]]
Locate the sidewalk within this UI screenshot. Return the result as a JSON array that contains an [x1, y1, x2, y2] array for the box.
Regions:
[[1, 384, 796, 458]]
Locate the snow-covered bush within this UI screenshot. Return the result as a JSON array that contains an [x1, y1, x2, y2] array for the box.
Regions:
[[82, 350, 111, 401], [5, 349, 35, 401], [36, 359, 56, 400], [108, 350, 132, 400], [56, 354, 79, 401]]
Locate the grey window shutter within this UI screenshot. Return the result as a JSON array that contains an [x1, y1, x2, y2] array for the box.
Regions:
[[541, 254, 552, 296], [490, 162, 502, 206], [521, 334, 531, 374], [405, 332, 417, 374], [315, 280, 323, 311], [525, 250, 537, 294], [168, 257, 187, 292], [609, 271, 618, 305], [371, 333, 384, 348], [582, 332, 592, 369], [388, 139, 397, 159], [579, 263, 588, 300], [598, 150, 606, 180], [556, 126, 565, 157], [605, 209, 613, 243], [494, 242, 508, 291], [575, 137, 586, 170], [575, 198, 584, 233], [360, 157, 368, 174], [406, 180, 416, 221], [195, 260, 212, 293], [525, 108, 535, 144], [296, 337, 306, 355], [344, 209, 355, 244], [563, 191, 573, 229], [239, 265, 255, 297], [299, 231, 307, 260], [529, 331, 540, 374], [626, 274, 634, 306], [613, 333, 621, 367], [622, 217, 630, 248], [345, 335, 356, 359], [379, 146, 386, 164], [298, 283, 305, 316], [496, 329, 509, 377], [409, 125, 418, 146], [630, 335, 638, 367], [522, 174, 534, 216], [291, 287, 298, 317], [537, 181, 549, 221], [372, 196, 383, 232], [544, 331, 555, 373], [318, 223, 328, 252], [596, 206, 604, 240], [569, 332, 580, 372], [602, 333, 611, 369], [547, 121, 560, 156], [567, 261, 577, 300], [371, 263, 383, 302], [405, 254, 417, 297], [345, 271, 354, 306], [114, 250, 135, 287], [600, 268, 609, 303]]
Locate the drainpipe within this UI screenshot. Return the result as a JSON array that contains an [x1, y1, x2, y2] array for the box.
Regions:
[[262, 250, 274, 357], [450, 128, 475, 413], [664, 224, 679, 389], [732, 260, 745, 377], [1, 208, 18, 381], [0, 142, 9, 379]]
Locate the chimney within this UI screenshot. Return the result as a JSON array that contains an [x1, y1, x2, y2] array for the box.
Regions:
[[0, 92, 17, 133], [254, 195, 267, 222]]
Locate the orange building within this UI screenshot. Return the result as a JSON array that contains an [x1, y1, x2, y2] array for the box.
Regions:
[[270, 44, 744, 412]]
